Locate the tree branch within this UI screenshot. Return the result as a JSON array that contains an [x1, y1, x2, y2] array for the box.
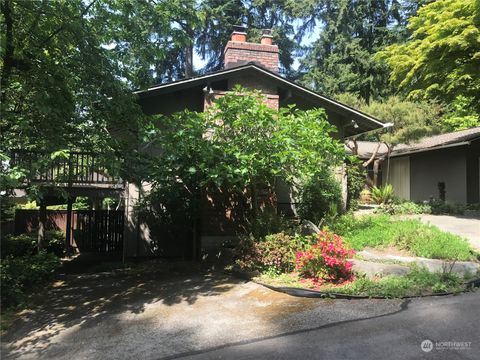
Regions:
[[37, 0, 98, 49], [362, 142, 381, 168]]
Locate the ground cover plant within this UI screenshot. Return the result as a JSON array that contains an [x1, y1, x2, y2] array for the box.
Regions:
[[329, 214, 475, 261], [256, 267, 467, 298]]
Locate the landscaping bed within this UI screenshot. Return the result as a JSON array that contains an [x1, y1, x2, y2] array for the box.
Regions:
[[233, 213, 480, 299], [253, 267, 475, 299]]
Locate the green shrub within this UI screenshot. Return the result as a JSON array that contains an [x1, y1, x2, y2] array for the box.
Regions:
[[371, 184, 394, 204], [258, 233, 309, 274], [1, 252, 61, 308], [346, 159, 366, 210], [297, 168, 342, 225], [1, 230, 65, 258], [1, 233, 36, 258], [234, 232, 310, 273], [234, 235, 262, 271], [376, 201, 432, 215], [429, 200, 465, 215], [331, 215, 474, 261]]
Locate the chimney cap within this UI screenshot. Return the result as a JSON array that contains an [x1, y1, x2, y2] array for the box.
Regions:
[[232, 25, 247, 33], [262, 29, 273, 36]]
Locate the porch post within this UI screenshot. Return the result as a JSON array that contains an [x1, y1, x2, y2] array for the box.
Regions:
[[65, 196, 73, 254]]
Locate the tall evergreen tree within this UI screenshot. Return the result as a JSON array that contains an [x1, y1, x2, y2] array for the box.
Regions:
[[298, 0, 407, 102]]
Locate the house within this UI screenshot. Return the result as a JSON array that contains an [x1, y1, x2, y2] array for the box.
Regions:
[[352, 127, 480, 204], [124, 26, 387, 258], [9, 27, 387, 258]]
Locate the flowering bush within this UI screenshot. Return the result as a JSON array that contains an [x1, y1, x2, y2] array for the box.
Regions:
[[295, 230, 355, 284], [235, 232, 309, 273]]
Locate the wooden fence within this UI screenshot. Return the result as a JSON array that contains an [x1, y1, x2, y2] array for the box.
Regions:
[[14, 209, 124, 253]]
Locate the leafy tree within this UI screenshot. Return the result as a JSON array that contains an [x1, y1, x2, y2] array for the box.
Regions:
[[94, 0, 201, 87], [339, 94, 443, 181], [143, 88, 344, 240], [377, 0, 480, 128], [0, 1, 149, 192]]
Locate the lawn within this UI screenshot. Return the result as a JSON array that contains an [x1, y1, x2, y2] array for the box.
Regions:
[[329, 214, 476, 261]]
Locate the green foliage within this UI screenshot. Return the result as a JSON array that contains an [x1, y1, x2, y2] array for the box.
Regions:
[[345, 157, 366, 210], [1, 231, 65, 258], [258, 233, 306, 274], [338, 94, 443, 146], [1, 252, 61, 308], [442, 96, 480, 131], [258, 267, 466, 298], [47, 197, 90, 210], [428, 200, 480, 216], [332, 215, 474, 261], [299, 0, 408, 102], [377, 201, 432, 215], [324, 267, 465, 298], [371, 185, 394, 204], [377, 0, 480, 129], [0, 0, 153, 196], [245, 210, 294, 240], [145, 88, 343, 235], [297, 168, 342, 225], [234, 232, 311, 274]]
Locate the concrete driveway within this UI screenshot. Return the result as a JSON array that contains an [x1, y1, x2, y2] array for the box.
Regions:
[[1, 265, 403, 360], [1, 264, 478, 360]]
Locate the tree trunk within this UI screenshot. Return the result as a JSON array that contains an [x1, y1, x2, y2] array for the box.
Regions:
[[38, 203, 47, 252], [362, 142, 381, 168], [373, 159, 381, 187], [385, 143, 393, 184], [184, 45, 193, 78]]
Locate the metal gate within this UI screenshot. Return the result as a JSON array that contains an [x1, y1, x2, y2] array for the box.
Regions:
[[74, 210, 124, 253]]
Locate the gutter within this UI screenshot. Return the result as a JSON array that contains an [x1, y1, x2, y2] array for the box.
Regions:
[[344, 122, 394, 140], [389, 141, 471, 158]]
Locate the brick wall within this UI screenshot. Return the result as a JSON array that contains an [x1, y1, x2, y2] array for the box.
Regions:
[[224, 41, 279, 73]]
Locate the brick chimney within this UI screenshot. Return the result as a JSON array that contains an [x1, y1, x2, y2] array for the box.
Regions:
[[224, 27, 279, 73]]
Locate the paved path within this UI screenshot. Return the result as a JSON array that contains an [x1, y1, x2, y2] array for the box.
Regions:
[[2, 267, 479, 360], [417, 215, 480, 250]]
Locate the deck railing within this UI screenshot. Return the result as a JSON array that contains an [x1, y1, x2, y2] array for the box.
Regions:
[[10, 151, 122, 185]]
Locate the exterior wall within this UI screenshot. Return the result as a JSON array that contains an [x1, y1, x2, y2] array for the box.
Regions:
[[466, 139, 480, 204], [204, 90, 279, 111], [383, 156, 410, 200], [408, 147, 467, 203], [224, 41, 279, 73]]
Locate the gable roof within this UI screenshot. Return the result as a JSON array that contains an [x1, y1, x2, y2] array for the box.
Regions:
[[135, 63, 388, 135], [352, 127, 480, 159]]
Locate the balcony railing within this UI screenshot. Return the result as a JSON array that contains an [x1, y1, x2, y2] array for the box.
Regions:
[[10, 151, 122, 186]]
